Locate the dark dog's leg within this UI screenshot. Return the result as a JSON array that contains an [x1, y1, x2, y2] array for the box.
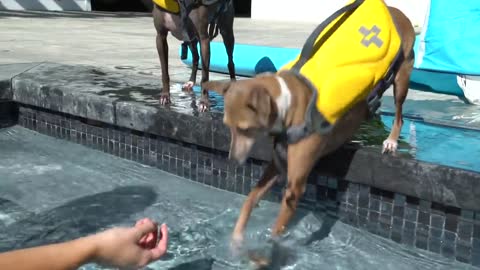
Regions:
[[198, 37, 211, 112], [153, 6, 171, 105], [231, 162, 279, 252], [183, 40, 200, 92], [156, 31, 171, 105], [219, 4, 236, 80], [193, 6, 211, 112], [220, 27, 235, 81], [382, 57, 413, 153]]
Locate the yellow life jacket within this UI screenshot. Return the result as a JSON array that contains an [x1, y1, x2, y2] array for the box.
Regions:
[[280, 0, 402, 127], [153, 0, 180, 14]]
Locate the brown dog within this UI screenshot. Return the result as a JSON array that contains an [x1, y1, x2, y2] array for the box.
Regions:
[[153, 0, 236, 111], [202, 2, 415, 260]]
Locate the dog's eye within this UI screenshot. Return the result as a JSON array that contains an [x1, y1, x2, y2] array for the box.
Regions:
[[247, 104, 257, 113], [238, 127, 253, 134]]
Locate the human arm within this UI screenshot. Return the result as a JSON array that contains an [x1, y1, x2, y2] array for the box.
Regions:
[[0, 218, 168, 270]]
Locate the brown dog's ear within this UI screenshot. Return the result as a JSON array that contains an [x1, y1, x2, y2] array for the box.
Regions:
[[248, 86, 272, 127], [202, 80, 231, 95]]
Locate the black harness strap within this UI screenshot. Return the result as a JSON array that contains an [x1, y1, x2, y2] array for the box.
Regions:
[[268, 1, 365, 147], [179, 0, 230, 59]]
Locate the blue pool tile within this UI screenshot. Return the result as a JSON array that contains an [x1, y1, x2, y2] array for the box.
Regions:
[[405, 207, 418, 222], [472, 252, 480, 268], [444, 230, 457, 243], [456, 242, 472, 264], [430, 227, 442, 238], [358, 215, 368, 229], [226, 174, 236, 193], [235, 175, 243, 193], [316, 175, 328, 187], [190, 163, 197, 181], [369, 198, 380, 212], [327, 178, 338, 189], [473, 238, 480, 252], [402, 229, 415, 246], [317, 186, 328, 201], [428, 237, 442, 253], [378, 222, 391, 238], [415, 235, 428, 250], [404, 220, 416, 231], [393, 205, 404, 218], [431, 214, 445, 229], [416, 223, 429, 238], [418, 211, 430, 225], [242, 178, 252, 195], [445, 213, 459, 233], [211, 169, 220, 188], [392, 217, 403, 231], [391, 229, 402, 243], [457, 221, 474, 242], [380, 201, 393, 216], [358, 188, 369, 208], [441, 242, 455, 259], [379, 214, 392, 226], [406, 196, 420, 208], [218, 171, 227, 190], [473, 224, 480, 239]]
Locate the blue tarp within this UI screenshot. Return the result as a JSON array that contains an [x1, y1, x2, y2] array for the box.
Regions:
[[414, 0, 480, 75]]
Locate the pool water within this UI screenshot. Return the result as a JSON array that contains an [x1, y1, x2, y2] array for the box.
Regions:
[[191, 86, 480, 173], [0, 126, 476, 270], [347, 114, 480, 173]]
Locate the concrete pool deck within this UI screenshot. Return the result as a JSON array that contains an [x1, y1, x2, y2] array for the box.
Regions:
[[1, 10, 478, 130]]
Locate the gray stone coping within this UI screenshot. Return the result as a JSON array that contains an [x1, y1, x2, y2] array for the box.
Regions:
[[1, 62, 480, 211]]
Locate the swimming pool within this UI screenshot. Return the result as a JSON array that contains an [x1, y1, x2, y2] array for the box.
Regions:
[[0, 126, 476, 270]]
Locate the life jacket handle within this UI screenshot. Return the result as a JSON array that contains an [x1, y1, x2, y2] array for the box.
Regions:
[[291, 0, 366, 73]]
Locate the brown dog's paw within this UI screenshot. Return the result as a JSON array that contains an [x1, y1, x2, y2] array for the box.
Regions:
[[159, 92, 171, 106], [198, 98, 210, 112], [382, 138, 398, 154], [248, 253, 271, 269], [230, 234, 245, 258], [182, 81, 195, 92]]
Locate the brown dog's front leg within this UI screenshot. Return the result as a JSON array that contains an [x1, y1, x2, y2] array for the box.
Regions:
[[232, 162, 279, 250], [383, 57, 414, 154], [271, 136, 321, 237], [156, 32, 171, 105]]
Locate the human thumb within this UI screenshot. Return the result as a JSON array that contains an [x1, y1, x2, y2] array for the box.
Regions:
[[135, 219, 158, 240]]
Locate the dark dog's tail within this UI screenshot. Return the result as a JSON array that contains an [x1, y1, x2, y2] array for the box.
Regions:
[[207, 0, 231, 41]]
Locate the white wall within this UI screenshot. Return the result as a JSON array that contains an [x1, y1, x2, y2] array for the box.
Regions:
[[0, 0, 91, 11], [251, 0, 429, 30]]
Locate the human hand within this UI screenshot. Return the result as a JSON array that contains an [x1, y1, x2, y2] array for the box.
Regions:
[[92, 218, 168, 269]]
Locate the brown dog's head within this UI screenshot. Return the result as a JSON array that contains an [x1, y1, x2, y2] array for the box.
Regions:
[[203, 78, 278, 165]]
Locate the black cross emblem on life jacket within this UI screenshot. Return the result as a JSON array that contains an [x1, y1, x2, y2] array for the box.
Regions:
[[359, 25, 384, 48]]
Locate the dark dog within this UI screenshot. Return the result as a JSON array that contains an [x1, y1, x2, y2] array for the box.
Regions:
[[203, 1, 415, 265], [152, 0, 236, 111]]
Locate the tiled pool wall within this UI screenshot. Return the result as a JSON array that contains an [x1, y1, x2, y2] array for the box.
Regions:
[[14, 104, 480, 267], [0, 100, 18, 128]]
